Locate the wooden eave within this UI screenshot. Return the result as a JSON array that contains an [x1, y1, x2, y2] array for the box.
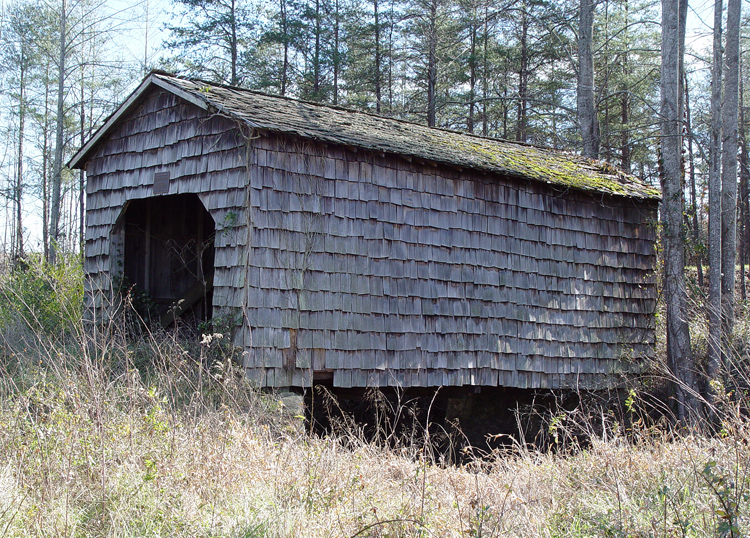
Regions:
[[68, 74, 212, 170]]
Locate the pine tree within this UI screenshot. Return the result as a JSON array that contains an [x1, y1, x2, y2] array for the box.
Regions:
[[164, 0, 255, 85], [1, 1, 40, 259]]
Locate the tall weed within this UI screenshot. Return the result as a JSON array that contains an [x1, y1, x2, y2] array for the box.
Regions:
[[0, 255, 83, 341], [0, 262, 747, 536]]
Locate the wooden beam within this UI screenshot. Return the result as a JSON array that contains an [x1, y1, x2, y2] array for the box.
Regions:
[[160, 272, 215, 328]]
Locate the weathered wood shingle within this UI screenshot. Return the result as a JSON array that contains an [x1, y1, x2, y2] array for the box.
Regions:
[[73, 73, 658, 391], [235, 131, 656, 389]]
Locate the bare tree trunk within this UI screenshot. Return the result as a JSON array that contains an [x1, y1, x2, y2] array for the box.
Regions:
[[426, 0, 438, 127], [281, 0, 289, 96], [230, 0, 238, 85], [49, 0, 67, 265], [686, 75, 703, 288], [578, 0, 599, 158], [503, 87, 509, 138], [42, 58, 51, 262], [143, 0, 149, 73], [740, 70, 749, 301], [2, 195, 10, 263], [332, 0, 340, 105], [7, 170, 16, 260], [386, 0, 396, 115], [678, 0, 688, 114], [11, 165, 19, 261], [602, 0, 611, 161], [468, 22, 476, 133], [661, 0, 696, 420], [387, 0, 395, 113], [15, 47, 26, 259], [620, 0, 630, 172], [516, 4, 528, 142], [482, 1, 489, 136], [313, 0, 321, 99], [721, 0, 742, 354], [374, 0, 381, 113], [621, 65, 630, 171], [79, 63, 86, 258], [619, 92, 628, 167], [707, 0, 723, 389]]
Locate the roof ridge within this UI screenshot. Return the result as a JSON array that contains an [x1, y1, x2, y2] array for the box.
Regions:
[[72, 72, 659, 201], [154, 72, 577, 156]]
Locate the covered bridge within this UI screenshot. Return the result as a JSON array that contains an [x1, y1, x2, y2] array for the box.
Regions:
[[70, 72, 659, 391]]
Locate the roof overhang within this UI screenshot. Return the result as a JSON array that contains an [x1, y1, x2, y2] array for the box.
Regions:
[[68, 72, 660, 201], [68, 73, 211, 170]]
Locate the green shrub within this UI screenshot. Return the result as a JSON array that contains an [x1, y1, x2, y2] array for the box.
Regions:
[[0, 255, 83, 338]]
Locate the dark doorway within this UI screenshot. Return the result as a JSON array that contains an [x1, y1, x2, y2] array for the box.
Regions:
[[122, 194, 215, 327]]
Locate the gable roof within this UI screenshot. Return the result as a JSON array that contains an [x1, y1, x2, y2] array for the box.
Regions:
[[70, 72, 660, 200]]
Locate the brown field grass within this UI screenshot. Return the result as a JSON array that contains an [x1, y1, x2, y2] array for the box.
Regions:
[[0, 259, 748, 537]]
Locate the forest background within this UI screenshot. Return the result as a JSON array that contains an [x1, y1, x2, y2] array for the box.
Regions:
[[0, 0, 745, 415], [0, 0, 708, 255]]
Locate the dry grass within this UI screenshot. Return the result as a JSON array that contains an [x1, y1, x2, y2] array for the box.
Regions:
[[0, 261, 748, 537], [0, 333, 745, 537]]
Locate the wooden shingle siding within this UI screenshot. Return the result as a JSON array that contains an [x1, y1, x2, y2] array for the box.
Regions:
[[83, 90, 249, 336], [77, 75, 657, 391], [240, 133, 656, 389]]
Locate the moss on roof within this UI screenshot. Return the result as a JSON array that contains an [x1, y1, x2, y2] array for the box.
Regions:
[[77, 73, 661, 200], [425, 132, 660, 199]]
